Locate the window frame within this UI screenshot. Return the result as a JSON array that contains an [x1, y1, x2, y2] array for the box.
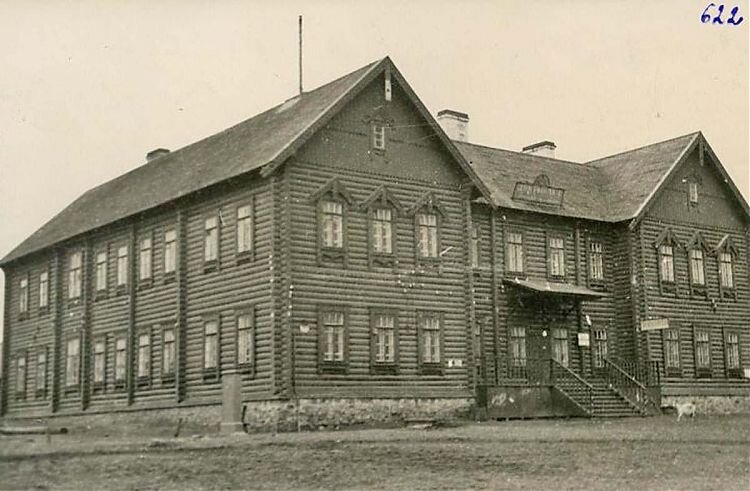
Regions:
[[505, 228, 526, 276], [95, 250, 108, 298], [587, 238, 605, 287], [92, 336, 107, 392], [723, 328, 743, 378], [35, 347, 48, 399], [688, 248, 708, 296], [202, 315, 221, 381], [369, 206, 396, 267], [318, 199, 347, 257], [414, 212, 441, 264], [116, 245, 129, 292], [417, 311, 445, 375], [161, 326, 177, 383], [236, 201, 255, 262], [371, 122, 386, 152], [136, 328, 152, 387], [508, 325, 527, 378], [717, 250, 736, 299], [592, 328, 608, 369], [163, 228, 177, 281], [64, 334, 81, 391], [551, 327, 570, 367], [38, 270, 49, 313], [654, 229, 681, 296], [546, 233, 567, 281], [662, 327, 682, 377], [692, 325, 712, 378], [370, 308, 399, 374], [203, 214, 220, 272], [138, 233, 153, 288], [113, 333, 128, 391], [15, 352, 27, 399], [235, 308, 256, 376], [68, 251, 83, 301], [688, 180, 699, 206], [18, 274, 29, 318], [470, 223, 481, 269], [317, 305, 349, 374]]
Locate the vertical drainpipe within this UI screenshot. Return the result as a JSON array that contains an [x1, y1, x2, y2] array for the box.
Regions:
[[80, 239, 92, 411], [175, 207, 187, 403], [126, 221, 137, 406], [574, 222, 587, 379], [462, 185, 477, 399], [490, 211, 500, 386], [51, 250, 64, 414]]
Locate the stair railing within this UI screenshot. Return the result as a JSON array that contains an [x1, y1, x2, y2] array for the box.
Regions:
[[607, 355, 661, 387], [550, 359, 594, 417], [602, 357, 659, 414]]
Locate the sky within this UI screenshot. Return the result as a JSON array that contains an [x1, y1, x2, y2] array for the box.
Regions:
[[0, 0, 748, 339]]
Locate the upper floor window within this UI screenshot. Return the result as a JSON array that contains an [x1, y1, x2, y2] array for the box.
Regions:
[[593, 329, 608, 368], [164, 229, 177, 275], [589, 241, 604, 283], [689, 249, 705, 286], [68, 252, 83, 299], [117, 246, 128, 287], [65, 337, 80, 387], [96, 251, 108, 292], [548, 236, 565, 278], [236, 204, 253, 256], [718, 251, 734, 289], [19, 277, 28, 314], [688, 181, 699, 205], [659, 244, 675, 283], [139, 237, 153, 282], [204, 216, 219, 264], [371, 208, 393, 255], [372, 123, 386, 151], [39, 271, 49, 309], [470, 224, 481, 268], [416, 213, 438, 258], [506, 232, 524, 274], [321, 201, 344, 249]]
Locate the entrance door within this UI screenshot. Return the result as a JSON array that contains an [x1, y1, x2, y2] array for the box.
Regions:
[[527, 324, 551, 385]]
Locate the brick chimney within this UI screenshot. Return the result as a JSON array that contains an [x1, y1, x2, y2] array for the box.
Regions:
[[146, 148, 170, 161], [522, 141, 556, 159], [437, 109, 469, 142]]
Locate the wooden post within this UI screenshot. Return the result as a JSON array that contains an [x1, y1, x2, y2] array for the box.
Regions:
[[50, 249, 64, 414], [462, 186, 477, 395], [80, 239, 92, 411], [175, 207, 187, 403], [0, 264, 11, 415], [490, 212, 500, 385], [126, 221, 137, 405]]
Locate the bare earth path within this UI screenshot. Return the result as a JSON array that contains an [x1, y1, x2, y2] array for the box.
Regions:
[[1, 415, 748, 490]]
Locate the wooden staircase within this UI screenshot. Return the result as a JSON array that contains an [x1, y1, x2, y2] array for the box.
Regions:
[[590, 380, 644, 418]]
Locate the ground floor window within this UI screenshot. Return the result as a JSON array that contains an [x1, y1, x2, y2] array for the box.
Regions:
[[137, 332, 151, 383], [664, 328, 681, 375], [93, 339, 106, 388], [162, 328, 176, 379], [65, 337, 80, 388], [114, 336, 127, 389], [551, 328, 569, 367], [509, 326, 526, 368], [320, 309, 346, 370], [15, 354, 27, 398], [694, 329, 711, 377], [419, 312, 442, 373], [35, 349, 47, 398], [372, 311, 397, 367], [593, 329, 608, 368], [203, 319, 220, 378], [724, 331, 741, 377]]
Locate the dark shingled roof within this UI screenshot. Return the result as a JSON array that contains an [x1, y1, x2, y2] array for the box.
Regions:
[[455, 132, 712, 222], [1, 59, 384, 265]]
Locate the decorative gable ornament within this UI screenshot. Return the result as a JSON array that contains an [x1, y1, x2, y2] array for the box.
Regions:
[[714, 234, 739, 256], [686, 231, 711, 251], [653, 228, 682, 249], [309, 176, 355, 205], [360, 184, 403, 212], [406, 191, 448, 218]]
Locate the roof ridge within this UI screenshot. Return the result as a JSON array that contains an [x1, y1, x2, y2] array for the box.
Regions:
[[587, 131, 701, 166], [454, 140, 588, 167]]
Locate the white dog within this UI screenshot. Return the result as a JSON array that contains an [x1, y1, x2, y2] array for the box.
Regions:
[[675, 401, 696, 421]]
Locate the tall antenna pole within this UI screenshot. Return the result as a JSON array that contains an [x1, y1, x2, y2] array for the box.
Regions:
[[298, 15, 303, 95]]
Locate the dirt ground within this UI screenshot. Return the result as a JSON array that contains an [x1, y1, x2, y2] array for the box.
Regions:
[[1, 414, 748, 490]]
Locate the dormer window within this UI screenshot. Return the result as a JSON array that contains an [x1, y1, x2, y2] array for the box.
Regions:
[[372, 123, 385, 151]]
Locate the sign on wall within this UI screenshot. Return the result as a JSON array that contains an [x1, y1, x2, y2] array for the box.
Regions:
[[577, 332, 590, 347], [640, 318, 670, 331], [512, 181, 565, 207]]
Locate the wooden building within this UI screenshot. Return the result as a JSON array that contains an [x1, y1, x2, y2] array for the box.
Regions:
[[1, 57, 748, 425]]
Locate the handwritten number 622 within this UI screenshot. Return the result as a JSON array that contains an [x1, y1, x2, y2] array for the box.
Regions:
[[701, 4, 744, 25]]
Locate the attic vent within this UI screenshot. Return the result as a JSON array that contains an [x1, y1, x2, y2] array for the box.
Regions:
[[276, 96, 300, 113], [146, 148, 170, 161], [534, 174, 551, 187]]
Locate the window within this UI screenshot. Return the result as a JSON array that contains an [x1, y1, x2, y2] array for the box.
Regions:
[[689, 181, 699, 205], [236, 312, 255, 368], [19, 277, 28, 315], [203, 319, 219, 374], [320, 201, 344, 249], [589, 241, 604, 283], [719, 252, 734, 289], [65, 337, 80, 387], [162, 328, 176, 378], [509, 326, 526, 370], [35, 350, 47, 397], [694, 329, 711, 376], [593, 329, 608, 368], [16, 354, 26, 397], [548, 236, 565, 278], [68, 252, 82, 299], [39, 271, 49, 309], [114, 336, 127, 388], [659, 244, 675, 283], [139, 237, 152, 282], [664, 328, 681, 374], [551, 328, 569, 367], [137, 332, 151, 381], [419, 313, 442, 372], [371, 208, 393, 255], [320, 309, 346, 368], [372, 311, 397, 368], [372, 123, 385, 151], [95, 251, 107, 292], [204, 216, 219, 263], [237, 204, 253, 255], [93, 339, 106, 387], [506, 232, 524, 274], [416, 213, 438, 258], [117, 246, 128, 287], [470, 224, 480, 268], [689, 249, 705, 286], [164, 229, 177, 275], [724, 331, 741, 377]]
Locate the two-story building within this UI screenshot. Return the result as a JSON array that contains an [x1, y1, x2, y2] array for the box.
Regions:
[[1, 57, 748, 428]]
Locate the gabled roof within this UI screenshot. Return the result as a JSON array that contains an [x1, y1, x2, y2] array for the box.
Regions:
[[456, 131, 749, 224], [1, 57, 490, 266]]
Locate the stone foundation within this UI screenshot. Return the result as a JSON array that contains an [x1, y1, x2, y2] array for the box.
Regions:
[[2, 398, 474, 435], [661, 395, 750, 414]]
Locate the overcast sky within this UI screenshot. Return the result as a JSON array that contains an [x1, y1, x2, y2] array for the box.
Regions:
[[1, 0, 748, 338]]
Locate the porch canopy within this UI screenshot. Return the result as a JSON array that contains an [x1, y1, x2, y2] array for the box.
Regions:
[[502, 277, 606, 300]]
